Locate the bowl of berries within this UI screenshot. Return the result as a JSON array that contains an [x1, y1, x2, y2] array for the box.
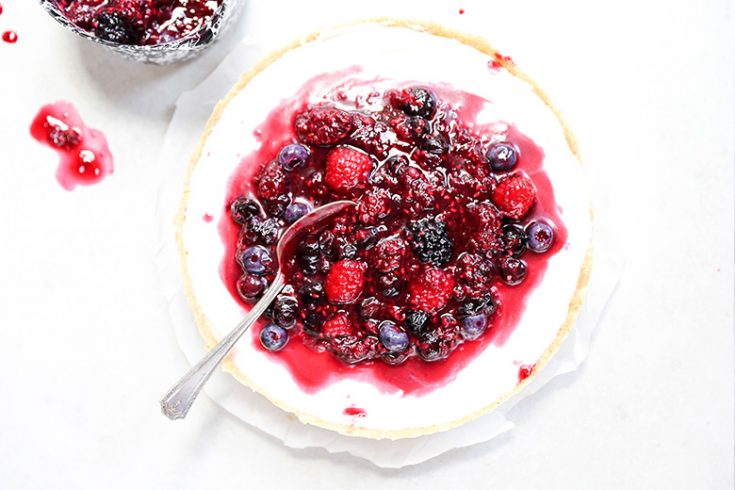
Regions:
[[39, 0, 242, 64]]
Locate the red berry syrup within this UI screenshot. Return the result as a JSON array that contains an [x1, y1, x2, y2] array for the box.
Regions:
[[30, 102, 114, 191]]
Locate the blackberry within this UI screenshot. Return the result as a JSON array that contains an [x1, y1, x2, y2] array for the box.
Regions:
[[408, 216, 454, 266], [299, 253, 319, 275], [243, 217, 279, 245], [94, 12, 138, 44]]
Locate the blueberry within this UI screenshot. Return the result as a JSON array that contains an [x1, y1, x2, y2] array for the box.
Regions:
[[378, 321, 410, 353], [338, 240, 358, 259], [236, 273, 268, 301], [238, 246, 273, 276], [420, 134, 450, 155], [299, 254, 319, 275], [501, 224, 527, 256], [461, 314, 488, 340], [526, 220, 555, 253], [278, 144, 310, 171], [230, 197, 260, 225], [499, 256, 527, 286], [273, 295, 299, 329], [282, 201, 310, 224], [260, 323, 289, 351], [486, 143, 518, 172], [299, 234, 321, 256]]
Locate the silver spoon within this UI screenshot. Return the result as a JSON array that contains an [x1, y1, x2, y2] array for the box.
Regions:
[[160, 200, 355, 420]]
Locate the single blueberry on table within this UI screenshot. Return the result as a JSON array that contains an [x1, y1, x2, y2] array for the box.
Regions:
[[378, 320, 410, 353], [526, 220, 555, 253], [278, 144, 310, 171], [283, 201, 311, 224], [238, 245, 273, 276], [486, 143, 518, 172], [461, 313, 488, 340], [260, 323, 289, 352]]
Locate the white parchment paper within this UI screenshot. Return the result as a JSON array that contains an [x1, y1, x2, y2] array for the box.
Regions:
[[154, 39, 623, 468]]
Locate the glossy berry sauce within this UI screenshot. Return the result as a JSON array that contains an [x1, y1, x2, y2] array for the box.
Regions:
[[219, 74, 566, 395], [30, 102, 113, 190], [53, 0, 222, 45], [518, 364, 535, 382]]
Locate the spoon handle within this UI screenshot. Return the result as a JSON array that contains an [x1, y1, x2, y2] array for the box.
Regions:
[[160, 274, 285, 420]]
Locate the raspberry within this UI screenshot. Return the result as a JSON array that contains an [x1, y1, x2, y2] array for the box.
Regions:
[[325, 259, 367, 304], [408, 215, 454, 266], [256, 162, 286, 201], [371, 236, 407, 273], [356, 187, 394, 224], [295, 106, 353, 146], [454, 252, 495, 300], [469, 201, 502, 252], [325, 147, 374, 192], [409, 267, 455, 314], [322, 312, 355, 338], [491, 173, 537, 219]]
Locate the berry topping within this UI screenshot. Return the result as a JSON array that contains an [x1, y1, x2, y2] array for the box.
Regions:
[[378, 321, 410, 353], [325, 147, 374, 192], [409, 267, 455, 314], [295, 106, 353, 146], [391, 87, 437, 119], [408, 215, 454, 266], [238, 245, 273, 276], [325, 259, 367, 304], [283, 201, 311, 224], [224, 82, 566, 369], [460, 314, 488, 340], [230, 197, 260, 225], [492, 173, 537, 219], [486, 142, 518, 172], [499, 256, 528, 286], [260, 323, 289, 352], [278, 143, 310, 171], [526, 220, 555, 253]]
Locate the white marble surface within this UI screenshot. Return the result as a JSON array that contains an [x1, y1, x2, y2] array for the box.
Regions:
[[0, 0, 732, 488]]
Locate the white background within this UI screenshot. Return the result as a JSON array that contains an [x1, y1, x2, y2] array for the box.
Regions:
[[0, 0, 732, 488]]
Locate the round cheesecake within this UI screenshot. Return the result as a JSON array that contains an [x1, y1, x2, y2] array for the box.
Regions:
[[177, 19, 593, 439]]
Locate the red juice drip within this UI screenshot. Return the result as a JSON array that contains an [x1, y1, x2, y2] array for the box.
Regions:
[[343, 407, 367, 417], [30, 102, 114, 191], [219, 75, 568, 396], [0, 4, 4, 16], [459, 8, 465, 14], [518, 363, 535, 382], [203, 213, 214, 223], [3, 31, 17, 44]]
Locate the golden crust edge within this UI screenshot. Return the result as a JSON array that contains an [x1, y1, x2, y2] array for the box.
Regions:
[[174, 17, 595, 441]]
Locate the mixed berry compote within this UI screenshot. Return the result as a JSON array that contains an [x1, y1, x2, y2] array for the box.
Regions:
[[221, 80, 567, 393], [53, 0, 222, 45]]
